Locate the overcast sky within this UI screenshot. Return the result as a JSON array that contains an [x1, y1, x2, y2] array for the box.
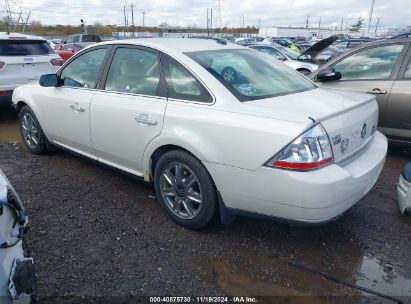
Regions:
[[6, 0, 410, 29]]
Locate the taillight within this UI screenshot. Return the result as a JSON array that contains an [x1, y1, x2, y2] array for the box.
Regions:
[[265, 124, 333, 171], [50, 58, 64, 66], [0, 61, 5, 69]]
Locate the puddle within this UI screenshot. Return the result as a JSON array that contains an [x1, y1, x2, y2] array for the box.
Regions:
[[0, 121, 21, 144], [356, 255, 411, 297]]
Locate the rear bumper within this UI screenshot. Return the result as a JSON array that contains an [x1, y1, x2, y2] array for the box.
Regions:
[[0, 90, 13, 106], [205, 131, 387, 224]]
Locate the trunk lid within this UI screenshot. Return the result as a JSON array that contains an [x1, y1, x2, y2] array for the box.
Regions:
[[244, 87, 378, 162]]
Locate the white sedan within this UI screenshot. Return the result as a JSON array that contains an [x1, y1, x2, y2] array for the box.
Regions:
[[12, 38, 387, 229]]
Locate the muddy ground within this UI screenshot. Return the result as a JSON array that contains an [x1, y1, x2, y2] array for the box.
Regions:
[[0, 107, 410, 303]]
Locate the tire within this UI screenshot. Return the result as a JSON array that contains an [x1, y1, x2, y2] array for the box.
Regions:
[[19, 106, 48, 154], [297, 68, 311, 76], [154, 150, 218, 229], [221, 66, 238, 83]]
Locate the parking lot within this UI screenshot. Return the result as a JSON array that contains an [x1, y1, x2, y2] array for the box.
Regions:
[[0, 107, 410, 303]]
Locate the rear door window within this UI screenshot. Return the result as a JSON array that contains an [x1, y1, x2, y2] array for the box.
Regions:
[[0, 40, 54, 56]]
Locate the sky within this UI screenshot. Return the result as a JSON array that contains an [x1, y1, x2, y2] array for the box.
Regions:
[[5, 0, 410, 29]]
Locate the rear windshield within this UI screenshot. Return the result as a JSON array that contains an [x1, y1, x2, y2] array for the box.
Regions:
[[0, 39, 54, 56], [187, 49, 316, 102], [82, 35, 101, 43]]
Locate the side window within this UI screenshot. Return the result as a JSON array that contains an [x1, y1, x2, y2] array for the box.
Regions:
[[333, 44, 404, 80], [105, 48, 161, 96], [163, 56, 211, 102], [60, 48, 107, 88], [73, 35, 80, 43], [260, 47, 285, 60], [404, 57, 411, 79], [65, 36, 74, 44]]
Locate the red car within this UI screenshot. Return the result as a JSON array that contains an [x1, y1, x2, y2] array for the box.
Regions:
[[56, 43, 86, 62]]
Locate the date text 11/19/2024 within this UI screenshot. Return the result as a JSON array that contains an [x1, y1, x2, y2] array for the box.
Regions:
[[149, 297, 258, 303]]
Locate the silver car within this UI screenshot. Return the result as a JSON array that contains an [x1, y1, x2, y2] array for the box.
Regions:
[[249, 44, 318, 75]]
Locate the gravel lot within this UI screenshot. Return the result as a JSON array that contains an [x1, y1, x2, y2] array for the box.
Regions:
[[1, 107, 410, 303]]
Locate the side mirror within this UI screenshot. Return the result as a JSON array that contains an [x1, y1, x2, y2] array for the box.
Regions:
[[316, 68, 342, 82], [39, 74, 59, 87]]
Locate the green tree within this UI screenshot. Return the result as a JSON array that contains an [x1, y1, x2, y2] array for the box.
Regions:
[[349, 17, 364, 33]]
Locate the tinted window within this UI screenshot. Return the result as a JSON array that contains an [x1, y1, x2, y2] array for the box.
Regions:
[[163, 55, 211, 102], [0, 40, 53, 56], [73, 35, 80, 43], [187, 49, 315, 102], [65, 36, 74, 44], [60, 48, 107, 88], [333, 44, 404, 80], [105, 48, 160, 96], [82, 35, 101, 42], [404, 57, 411, 79]]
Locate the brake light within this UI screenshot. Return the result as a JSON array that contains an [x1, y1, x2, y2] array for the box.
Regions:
[[0, 90, 9, 95], [50, 58, 64, 66], [265, 124, 333, 171], [0, 61, 5, 69]]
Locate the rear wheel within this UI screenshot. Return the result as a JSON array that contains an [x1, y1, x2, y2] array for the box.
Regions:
[[19, 106, 48, 154], [154, 150, 218, 229]]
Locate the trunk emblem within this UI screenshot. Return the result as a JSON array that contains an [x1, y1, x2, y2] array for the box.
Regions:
[[340, 139, 349, 154], [361, 122, 367, 139]]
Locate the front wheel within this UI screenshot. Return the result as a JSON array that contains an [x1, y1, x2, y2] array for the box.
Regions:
[[19, 106, 48, 154], [154, 150, 218, 229]]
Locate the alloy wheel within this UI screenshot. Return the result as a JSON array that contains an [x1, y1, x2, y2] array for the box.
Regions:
[[21, 113, 39, 149]]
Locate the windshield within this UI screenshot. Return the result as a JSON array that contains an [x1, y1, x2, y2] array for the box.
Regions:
[[277, 46, 299, 60], [0, 39, 54, 56], [187, 49, 316, 102]]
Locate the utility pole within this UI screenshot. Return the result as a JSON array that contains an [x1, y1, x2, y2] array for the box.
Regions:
[[123, 5, 127, 36], [130, 3, 135, 37], [13, 11, 22, 32], [306, 15, 309, 28], [367, 0, 375, 33], [142, 11, 145, 27], [206, 8, 209, 36], [374, 17, 380, 34], [318, 16, 321, 38], [22, 11, 30, 33], [257, 17, 261, 29], [210, 8, 213, 33], [216, 0, 222, 29], [241, 15, 244, 28], [340, 17, 344, 33]]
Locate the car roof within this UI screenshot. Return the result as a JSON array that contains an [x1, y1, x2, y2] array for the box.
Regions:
[[0, 32, 46, 41], [98, 38, 246, 53]]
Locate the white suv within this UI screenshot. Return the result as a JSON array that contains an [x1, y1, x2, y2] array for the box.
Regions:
[[0, 32, 63, 106]]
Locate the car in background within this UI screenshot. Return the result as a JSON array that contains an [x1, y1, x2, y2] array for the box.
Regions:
[[51, 38, 62, 45], [12, 38, 387, 229], [61, 34, 102, 45], [0, 170, 34, 303], [0, 32, 63, 107], [297, 35, 344, 64], [311, 37, 411, 144], [56, 43, 87, 62], [249, 44, 318, 75], [263, 37, 293, 47]]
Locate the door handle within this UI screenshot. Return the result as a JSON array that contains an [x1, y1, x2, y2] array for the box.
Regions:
[[70, 103, 85, 112], [135, 114, 157, 125], [367, 88, 387, 95]]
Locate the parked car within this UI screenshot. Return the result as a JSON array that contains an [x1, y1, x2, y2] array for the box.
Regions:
[[60, 34, 102, 45], [263, 37, 293, 47], [12, 38, 387, 229], [248, 44, 318, 75], [0, 32, 64, 107], [0, 170, 34, 303], [310, 37, 411, 144], [298, 42, 344, 63], [297, 35, 344, 64], [56, 43, 87, 62]]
